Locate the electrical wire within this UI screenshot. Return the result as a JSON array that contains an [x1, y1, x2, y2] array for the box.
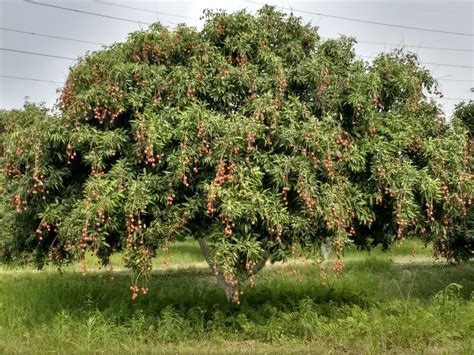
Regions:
[[20, 2, 474, 52], [0, 27, 104, 46], [25, 0, 153, 25], [359, 55, 474, 69], [352, 39, 473, 53], [419, 61, 474, 69], [0, 48, 76, 60], [0, 74, 63, 85], [95, 0, 200, 22], [436, 97, 473, 101], [246, 0, 474, 37], [438, 79, 474, 82]]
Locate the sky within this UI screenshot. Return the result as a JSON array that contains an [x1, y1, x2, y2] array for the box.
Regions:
[[0, 0, 473, 116]]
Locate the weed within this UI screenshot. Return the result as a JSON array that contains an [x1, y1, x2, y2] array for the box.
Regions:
[[0, 240, 472, 353]]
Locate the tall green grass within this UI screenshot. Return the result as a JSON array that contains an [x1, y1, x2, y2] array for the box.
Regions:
[[0, 240, 472, 354]]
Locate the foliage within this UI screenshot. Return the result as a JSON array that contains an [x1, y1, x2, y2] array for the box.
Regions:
[[0, 104, 71, 265], [452, 100, 474, 252], [0, 6, 472, 301], [454, 100, 474, 136]]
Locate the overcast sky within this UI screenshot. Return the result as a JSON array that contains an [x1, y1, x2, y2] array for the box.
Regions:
[[1, 0, 473, 116]]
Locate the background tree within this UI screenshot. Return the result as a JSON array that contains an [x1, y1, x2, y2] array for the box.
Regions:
[[0, 104, 71, 265], [451, 101, 474, 258], [454, 101, 473, 137], [1, 7, 472, 302]]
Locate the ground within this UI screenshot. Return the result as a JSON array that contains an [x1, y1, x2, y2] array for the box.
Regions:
[[0, 239, 473, 354]]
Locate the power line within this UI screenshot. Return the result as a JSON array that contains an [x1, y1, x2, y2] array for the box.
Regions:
[[439, 79, 474, 82], [418, 61, 474, 69], [0, 27, 105, 46], [19, 2, 474, 53], [246, 1, 474, 37], [359, 55, 474, 69], [25, 0, 153, 25], [1, 48, 76, 61], [5, 28, 468, 56], [355, 39, 473, 53], [321, 36, 473, 53], [436, 97, 473, 101], [95, 0, 200, 22], [0, 74, 63, 85]]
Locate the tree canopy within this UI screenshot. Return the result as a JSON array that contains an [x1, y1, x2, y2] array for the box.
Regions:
[[1, 7, 472, 302], [454, 101, 474, 137]]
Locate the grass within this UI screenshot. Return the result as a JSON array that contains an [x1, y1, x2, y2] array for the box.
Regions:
[[0, 239, 473, 354]]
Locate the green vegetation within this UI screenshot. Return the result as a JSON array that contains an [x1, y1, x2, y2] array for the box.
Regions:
[[0, 7, 472, 302], [0, 6, 472, 355], [454, 100, 474, 137], [1, 240, 472, 354]]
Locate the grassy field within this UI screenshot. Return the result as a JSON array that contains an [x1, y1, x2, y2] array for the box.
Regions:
[[0, 239, 473, 354]]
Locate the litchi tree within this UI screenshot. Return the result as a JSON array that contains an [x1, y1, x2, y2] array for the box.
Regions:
[[0, 104, 71, 265], [454, 101, 473, 137], [0, 7, 472, 302]]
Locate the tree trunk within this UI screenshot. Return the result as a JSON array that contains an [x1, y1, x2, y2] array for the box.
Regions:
[[197, 237, 233, 300], [197, 237, 269, 301], [320, 242, 333, 260], [252, 251, 269, 274]]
